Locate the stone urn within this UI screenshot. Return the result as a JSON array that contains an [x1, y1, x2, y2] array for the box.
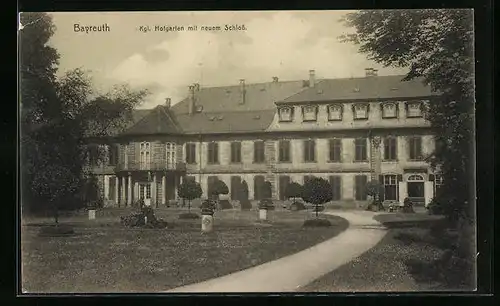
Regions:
[[88, 209, 96, 220], [201, 200, 216, 233], [258, 199, 272, 221]]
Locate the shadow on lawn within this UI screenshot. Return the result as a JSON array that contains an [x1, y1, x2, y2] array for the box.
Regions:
[[391, 221, 474, 290]]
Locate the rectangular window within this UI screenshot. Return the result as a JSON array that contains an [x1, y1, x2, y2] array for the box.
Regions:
[[355, 175, 368, 200], [279, 107, 293, 122], [140, 142, 151, 170], [230, 142, 242, 163], [406, 102, 423, 118], [254, 141, 265, 163], [408, 136, 423, 160], [303, 139, 316, 162], [381, 103, 398, 118], [207, 142, 219, 164], [279, 176, 291, 201], [185, 143, 196, 164], [382, 175, 398, 201], [354, 138, 367, 161], [327, 104, 343, 121], [329, 176, 342, 201], [383, 137, 397, 161], [302, 105, 318, 122], [278, 140, 291, 162], [329, 139, 342, 162], [108, 145, 118, 166], [353, 104, 369, 120]]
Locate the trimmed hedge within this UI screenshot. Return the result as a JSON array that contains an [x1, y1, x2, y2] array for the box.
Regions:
[[218, 199, 233, 210], [240, 199, 252, 210], [178, 212, 200, 219], [303, 218, 332, 227]]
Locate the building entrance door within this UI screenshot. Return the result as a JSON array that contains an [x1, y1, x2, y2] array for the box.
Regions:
[[139, 183, 152, 206], [407, 174, 425, 206]]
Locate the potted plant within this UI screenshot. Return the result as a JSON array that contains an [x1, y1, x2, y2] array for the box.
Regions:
[[258, 181, 273, 220], [200, 199, 216, 233]]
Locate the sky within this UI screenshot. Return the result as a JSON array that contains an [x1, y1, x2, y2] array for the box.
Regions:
[[48, 11, 407, 109]]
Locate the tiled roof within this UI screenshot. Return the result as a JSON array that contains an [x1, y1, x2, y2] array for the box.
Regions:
[[174, 110, 275, 134], [121, 105, 182, 136], [171, 80, 308, 114], [278, 75, 436, 104]]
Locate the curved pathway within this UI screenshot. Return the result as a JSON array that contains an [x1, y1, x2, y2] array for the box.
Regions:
[[166, 210, 388, 293]]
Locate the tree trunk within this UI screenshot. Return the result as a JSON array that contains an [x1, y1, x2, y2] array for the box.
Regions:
[[188, 199, 191, 212], [52, 202, 59, 224], [315, 205, 318, 218]]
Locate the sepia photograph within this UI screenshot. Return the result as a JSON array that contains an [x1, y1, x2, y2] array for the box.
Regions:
[[19, 10, 476, 293]]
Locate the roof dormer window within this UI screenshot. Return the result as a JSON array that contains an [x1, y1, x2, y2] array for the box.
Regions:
[[406, 101, 423, 118], [381, 102, 398, 119], [353, 103, 369, 120], [279, 107, 293, 122], [327, 104, 343, 121], [302, 105, 318, 122]]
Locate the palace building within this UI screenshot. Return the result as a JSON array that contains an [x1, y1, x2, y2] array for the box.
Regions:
[[87, 68, 442, 208]]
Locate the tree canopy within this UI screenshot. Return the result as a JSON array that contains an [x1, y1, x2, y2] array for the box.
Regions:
[[341, 10, 475, 223], [285, 182, 303, 201]]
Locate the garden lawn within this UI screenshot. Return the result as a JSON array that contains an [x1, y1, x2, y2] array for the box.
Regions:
[[21, 208, 348, 293], [299, 213, 474, 292]]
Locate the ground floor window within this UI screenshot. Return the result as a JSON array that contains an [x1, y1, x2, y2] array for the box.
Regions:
[[355, 175, 367, 200], [279, 176, 291, 200], [431, 174, 444, 197], [382, 174, 398, 201], [407, 174, 425, 198], [329, 176, 341, 201]]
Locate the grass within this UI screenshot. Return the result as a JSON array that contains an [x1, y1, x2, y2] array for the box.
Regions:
[[300, 213, 475, 292], [21, 207, 348, 293]]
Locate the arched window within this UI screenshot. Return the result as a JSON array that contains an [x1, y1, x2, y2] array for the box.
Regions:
[[408, 174, 424, 181], [278, 107, 293, 122], [381, 102, 398, 118], [140, 142, 151, 170], [165, 142, 176, 168]]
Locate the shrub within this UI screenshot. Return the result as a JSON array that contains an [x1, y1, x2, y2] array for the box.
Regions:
[[301, 177, 333, 218], [289, 201, 306, 211], [403, 197, 415, 213], [201, 199, 216, 215], [218, 199, 233, 210], [427, 199, 444, 215], [258, 198, 274, 210], [178, 179, 203, 212], [303, 218, 332, 227], [179, 212, 200, 219], [285, 182, 303, 202], [120, 207, 168, 228], [38, 224, 75, 237], [239, 180, 252, 210]]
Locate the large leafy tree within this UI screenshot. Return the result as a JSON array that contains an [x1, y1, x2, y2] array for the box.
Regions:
[[341, 10, 475, 224], [20, 13, 148, 221]]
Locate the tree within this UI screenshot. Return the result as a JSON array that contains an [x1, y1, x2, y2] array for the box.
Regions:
[[301, 177, 333, 218], [365, 180, 385, 211], [238, 180, 252, 210], [340, 10, 474, 224], [210, 179, 230, 210], [341, 9, 475, 273], [285, 182, 303, 203], [177, 179, 202, 212]]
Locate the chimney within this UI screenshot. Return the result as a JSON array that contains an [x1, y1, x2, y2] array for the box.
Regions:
[[272, 76, 279, 83], [239, 79, 246, 104], [309, 70, 316, 87], [193, 83, 200, 91], [188, 85, 195, 115], [365, 68, 375, 77], [165, 97, 171, 108], [372, 69, 378, 76]]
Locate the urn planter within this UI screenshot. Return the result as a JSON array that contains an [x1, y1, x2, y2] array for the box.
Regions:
[[88, 209, 96, 220], [259, 208, 267, 221], [201, 212, 214, 233]]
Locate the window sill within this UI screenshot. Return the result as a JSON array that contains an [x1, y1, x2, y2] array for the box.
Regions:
[[230, 162, 243, 165], [207, 163, 220, 165], [252, 161, 266, 164], [303, 160, 317, 163], [302, 119, 318, 123], [327, 119, 343, 122], [353, 117, 369, 121], [278, 119, 293, 123], [382, 159, 398, 162], [278, 161, 292, 164], [353, 160, 368, 163], [406, 115, 423, 119], [382, 116, 398, 119], [408, 159, 424, 162], [327, 160, 342, 163]]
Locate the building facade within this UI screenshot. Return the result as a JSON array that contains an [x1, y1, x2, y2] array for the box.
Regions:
[[87, 69, 443, 207]]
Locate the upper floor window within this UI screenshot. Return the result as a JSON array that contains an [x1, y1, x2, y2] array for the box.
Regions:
[[207, 142, 219, 164], [354, 138, 367, 161], [230, 142, 242, 163], [109, 144, 118, 166], [353, 103, 369, 120], [140, 142, 151, 169], [408, 136, 423, 161], [383, 136, 398, 161], [381, 102, 398, 119], [328, 139, 342, 162], [254, 141, 265, 163], [302, 105, 318, 122], [303, 139, 316, 162], [278, 140, 291, 162], [278, 107, 293, 122], [165, 142, 176, 167], [185, 143, 196, 164], [406, 101, 423, 118], [327, 104, 343, 121]]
